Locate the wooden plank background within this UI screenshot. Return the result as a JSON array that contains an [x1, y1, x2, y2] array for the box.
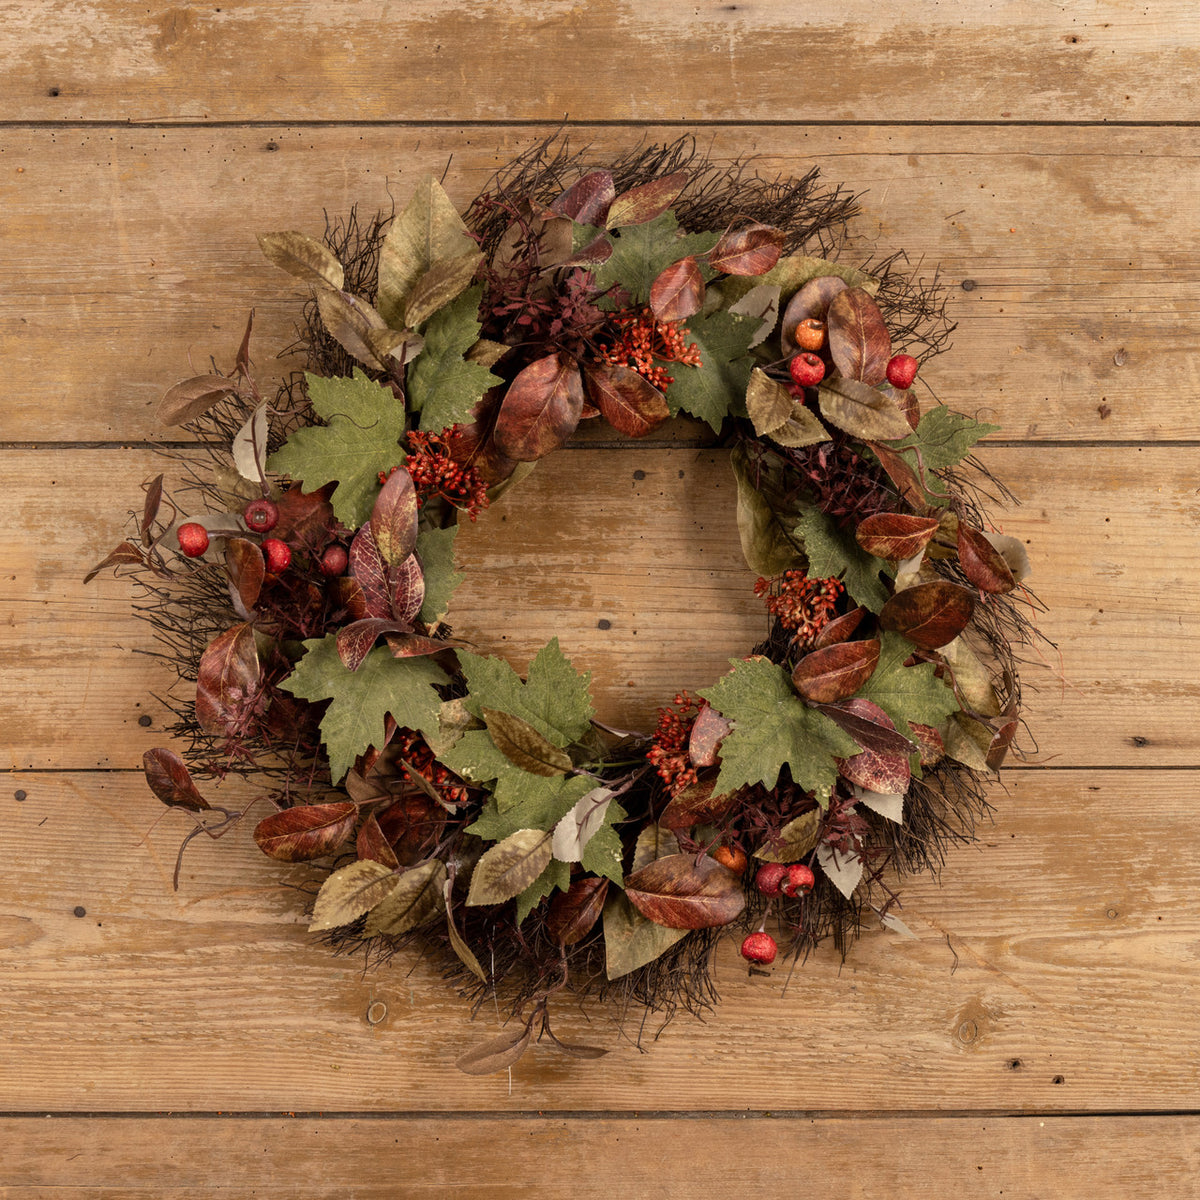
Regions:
[[3, 2, 1199, 1194]]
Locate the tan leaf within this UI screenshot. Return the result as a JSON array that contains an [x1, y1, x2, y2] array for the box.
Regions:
[[466, 829, 554, 907], [363, 858, 446, 936], [256, 230, 344, 291], [483, 708, 572, 777], [309, 859, 399, 932]]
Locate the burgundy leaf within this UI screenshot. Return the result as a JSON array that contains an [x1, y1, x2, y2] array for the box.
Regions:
[[780, 276, 848, 355], [253, 802, 358, 862], [546, 877, 609, 946], [957, 524, 1017, 594], [329, 575, 371, 621], [880, 581, 976, 650], [623, 853, 746, 930], [195, 623, 261, 737], [550, 170, 615, 225], [272, 484, 335, 547], [493, 353, 584, 462], [792, 639, 881, 704], [349, 522, 392, 619], [688, 703, 732, 768], [856, 513, 941, 561], [371, 467, 418, 566], [868, 439, 950, 509], [813, 607, 867, 650], [142, 748, 211, 812], [558, 234, 614, 269], [833, 699, 911, 794], [826, 287, 892, 385], [377, 795, 447, 867], [389, 553, 426, 624], [224, 537, 265, 614], [896, 386, 921, 431], [911, 721, 946, 767], [583, 362, 670, 438], [83, 540, 145, 584], [336, 618, 414, 672], [357, 812, 400, 869], [157, 374, 238, 426], [660, 771, 738, 830], [816, 702, 917, 757], [706, 223, 785, 276], [649, 256, 704, 322], [987, 713, 1020, 770], [386, 633, 455, 658], [140, 474, 164, 544], [605, 171, 687, 227]]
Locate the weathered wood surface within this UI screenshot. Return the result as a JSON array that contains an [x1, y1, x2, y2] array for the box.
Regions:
[[1, 125, 1193, 444], [3, 769, 1197, 1112], [1, 0, 1195, 124], [4, 1115, 1198, 1197]]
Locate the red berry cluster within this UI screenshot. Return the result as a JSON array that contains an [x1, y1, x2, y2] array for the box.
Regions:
[[394, 728, 472, 808], [754, 570, 845, 649], [386, 429, 490, 521], [599, 307, 702, 391], [646, 691, 703, 796]]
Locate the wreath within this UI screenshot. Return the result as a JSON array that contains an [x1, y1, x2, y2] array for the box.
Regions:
[[91, 139, 1038, 1073]]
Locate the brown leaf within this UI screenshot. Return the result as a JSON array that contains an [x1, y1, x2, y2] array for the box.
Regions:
[[815, 702, 917, 756], [482, 708, 572, 777], [466, 829, 554, 906], [660, 771, 738, 830], [818, 376, 914, 442], [754, 808, 821, 864], [867, 441, 940, 510], [142, 748, 211, 812], [445, 900, 489, 982], [195, 623, 261, 737], [378, 794, 447, 867], [910, 722, 946, 767], [880, 581, 976, 650], [224, 537, 265, 615], [83, 540, 145, 584], [780, 276, 848, 355], [349, 522, 392, 620], [583, 362, 670, 438], [158, 375, 239, 427], [356, 812, 400, 869], [386, 633, 455, 659], [335, 618, 413, 672], [316, 288, 391, 368], [371, 468, 418, 566], [364, 858, 446, 936], [957, 524, 1017, 594], [256, 230, 344, 290], [834, 699, 910, 794], [494, 354, 584, 462], [272, 483, 335, 546], [140, 474, 164, 544], [792, 639, 881, 704], [649, 256, 704, 322], [688, 704, 732, 768], [987, 717, 1020, 770], [546, 877, 609, 946], [826, 287, 892, 385], [389, 553, 425, 625], [254, 802, 358, 862], [856, 513, 941, 561], [623, 853, 746, 930], [606, 171, 687, 227], [551, 170, 615, 225], [706, 223, 785, 276], [813, 607, 866, 649], [455, 1022, 533, 1076], [403, 250, 484, 329]]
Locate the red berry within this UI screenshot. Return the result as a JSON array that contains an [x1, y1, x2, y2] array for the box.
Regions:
[[262, 538, 291, 573], [780, 863, 815, 897], [712, 845, 748, 874], [243, 498, 279, 533], [886, 353, 919, 390], [755, 862, 787, 898], [319, 544, 349, 577], [177, 522, 209, 557], [741, 931, 777, 965], [788, 351, 825, 388]]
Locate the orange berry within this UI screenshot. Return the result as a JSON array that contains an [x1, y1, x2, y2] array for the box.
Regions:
[[713, 845, 748, 874], [794, 318, 826, 351]]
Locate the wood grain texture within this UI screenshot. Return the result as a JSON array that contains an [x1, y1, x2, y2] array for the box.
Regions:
[[2, 125, 1194, 443], [3, 1114, 1198, 1197], [2, 768, 1196, 1112], [1, 0, 1195, 124]]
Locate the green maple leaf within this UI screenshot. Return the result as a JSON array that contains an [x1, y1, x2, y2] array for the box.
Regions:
[[267, 370, 406, 530], [406, 286, 500, 433], [855, 631, 961, 742], [795, 506, 894, 614], [889, 407, 1000, 472], [664, 308, 757, 432], [700, 657, 860, 804], [592, 212, 720, 305], [515, 857, 572, 924], [457, 638, 594, 748], [465, 774, 595, 841], [580, 818, 625, 886], [416, 524, 462, 625], [279, 635, 447, 784], [440, 728, 572, 812]]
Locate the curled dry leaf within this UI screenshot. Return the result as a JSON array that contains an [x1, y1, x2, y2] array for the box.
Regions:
[[370, 468, 419, 567], [158, 375, 239, 427], [316, 288, 392, 368], [623, 853, 746, 930], [987, 715, 1020, 770], [225, 537, 265, 615], [880, 580, 976, 650], [445, 878, 489, 982], [957, 524, 1016, 594], [143, 747, 211, 812], [943, 712, 994, 771], [868, 439, 939, 511], [364, 858, 446, 936], [356, 812, 401, 870], [455, 1022, 533, 1076], [706, 223, 785, 276], [688, 703, 732, 768], [792, 639, 881, 705], [483, 708, 572, 777], [466, 828, 554, 907], [256, 230, 345, 290], [649, 256, 704, 322], [195, 623, 261, 737], [83, 540, 145, 584], [983, 530, 1032, 584], [253, 801, 358, 862], [547, 876, 609, 946], [606, 171, 687, 227], [140, 474, 165, 544], [583, 361, 670, 438], [856, 513, 941, 561], [826, 287, 892, 385], [754, 808, 821, 864], [494, 353, 585, 462], [386, 633, 455, 659], [232, 402, 270, 485]]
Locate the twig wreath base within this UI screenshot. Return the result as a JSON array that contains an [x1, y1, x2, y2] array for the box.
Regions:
[[93, 138, 1039, 1072]]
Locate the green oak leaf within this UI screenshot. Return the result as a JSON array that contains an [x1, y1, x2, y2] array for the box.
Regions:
[[515, 857, 572, 924], [406, 286, 501, 433], [795, 505, 894, 614], [465, 774, 596, 842], [889, 407, 1001, 472], [279, 635, 447, 784], [592, 211, 720, 305], [700, 656, 860, 805], [664, 308, 757, 432], [416, 524, 462, 625], [267, 370, 406, 530], [854, 631, 961, 743]]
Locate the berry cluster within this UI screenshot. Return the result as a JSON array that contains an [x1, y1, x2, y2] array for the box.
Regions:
[[392, 429, 490, 520], [754, 571, 845, 649], [599, 307, 702, 391], [393, 728, 472, 808], [646, 691, 703, 796]]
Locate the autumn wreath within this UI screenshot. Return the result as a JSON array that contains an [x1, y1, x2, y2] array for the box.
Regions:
[[92, 139, 1037, 1072]]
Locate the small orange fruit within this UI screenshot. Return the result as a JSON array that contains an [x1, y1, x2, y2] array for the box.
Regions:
[[794, 318, 826, 351]]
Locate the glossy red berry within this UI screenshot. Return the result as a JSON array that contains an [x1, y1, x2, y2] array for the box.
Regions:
[[755, 862, 787, 898], [741, 931, 777, 965], [886, 353, 919, 390], [712, 845, 748, 874], [262, 538, 291, 573], [177, 522, 209, 557], [319, 544, 349, 577], [243, 498, 279, 533], [780, 863, 815, 897], [788, 351, 825, 388]]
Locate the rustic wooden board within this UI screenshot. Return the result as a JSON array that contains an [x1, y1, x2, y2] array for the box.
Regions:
[[1, 1, 1193, 125], [1, 125, 1192, 444], [3, 443, 1193, 771], [3, 1114, 1198, 1197], [2, 768, 1196, 1113]]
